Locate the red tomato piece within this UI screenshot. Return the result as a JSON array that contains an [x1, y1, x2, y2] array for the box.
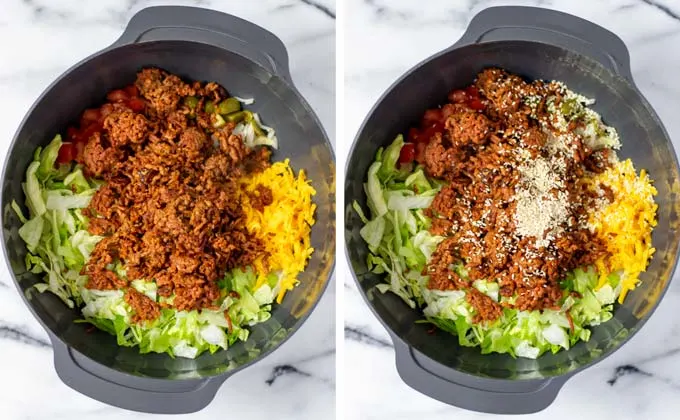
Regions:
[[407, 127, 420, 143], [106, 89, 129, 103], [57, 142, 75, 163], [78, 121, 102, 143], [66, 126, 79, 141], [124, 85, 139, 98], [100, 103, 114, 119], [126, 98, 146, 112], [415, 141, 427, 164], [80, 108, 101, 127], [74, 140, 86, 161], [468, 98, 485, 111], [441, 103, 456, 120], [399, 142, 416, 164], [420, 122, 444, 142], [465, 85, 480, 98], [422, 108, 443, 125], [448, 89, 467, 104]]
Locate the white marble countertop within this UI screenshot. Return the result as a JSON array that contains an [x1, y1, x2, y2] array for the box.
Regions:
[[0, 1, 335, 419], [341, 0, 680, 419]]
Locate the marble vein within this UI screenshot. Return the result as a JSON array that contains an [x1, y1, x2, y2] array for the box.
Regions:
[[0, 322, 51, 348], [608, 364, 653, 385], [265, 348, 335, 388], [641, 0, 680, 21], [266, 364, 313, 385], [608, 363, 680, 391], [299, 0, 336, 19], [22, 0, 70, 20], [345, 326, 392, 348]]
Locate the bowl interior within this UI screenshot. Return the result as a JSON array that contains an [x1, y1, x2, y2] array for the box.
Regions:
[[2, 41, 335, 378], [345, 41, 680, 379]]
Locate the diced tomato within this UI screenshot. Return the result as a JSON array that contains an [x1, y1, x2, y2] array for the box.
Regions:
[[441, 103, 456, 120], [78, 121, 102, 143], [422, 108, 443, 125], [106, 89, 129, 103], [126, 97, 145, 112], [66, 126, 79, 141], [100, 103, 114, 119], [468, 98, 485, 111], [415, 141, 427, 164], [123, 85, 139, 98], [448, 89, 467, 104], [80, 108, 101, 127], [74, 140, 86, 160], [399, 142, 416, 164], [465, 85, 480, 98], [57, 142, 75, 163], [420, 122, 444, 142], [407, 127, 420, 143]]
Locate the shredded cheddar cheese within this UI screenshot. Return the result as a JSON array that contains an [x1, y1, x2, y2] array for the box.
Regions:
[[588, 159, 657, 303], [239, 159, 316, 303]]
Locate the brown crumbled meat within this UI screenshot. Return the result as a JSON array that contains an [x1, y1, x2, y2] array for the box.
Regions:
[[599, 184, 615, 202], [104, 110, 149, 147], [178, 127, 208, 161], [475, 68, 530, 117], [249, 184, 273, 212], [444, 105, 493, 146], [419, 68, 611, 322], [124, 288, 161, 323], [423, 133, 464, 179], [466, 288, 503, 323], [78, 68, 271, 312], [213, 126, 249, 165], [135, 68, 195, 117], [426, 237, 468, 290], [244, 146, 272, 174], [81, 132, 124, 178], [429, 217, 454, 236], [584, 148, 613, 174], [161, 110, 189, 142]]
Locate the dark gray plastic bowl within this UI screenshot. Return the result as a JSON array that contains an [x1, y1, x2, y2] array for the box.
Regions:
[[1, 6, 335, 415], [345, 6, 680, 414]]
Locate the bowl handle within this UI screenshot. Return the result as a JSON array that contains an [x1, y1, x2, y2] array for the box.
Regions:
[[50, 334, 227, 414], [452, 6, 634, 83], [110, 6, 293, 84], [392, 336, 570, 414]]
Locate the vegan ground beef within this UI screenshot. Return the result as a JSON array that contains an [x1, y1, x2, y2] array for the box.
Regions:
[[421, 68, 612, 321], [79, 68, 271, 319]]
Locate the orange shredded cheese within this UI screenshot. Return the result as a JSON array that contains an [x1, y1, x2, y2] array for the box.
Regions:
[[239, 159, 316, 303], [589, 159, 657, 303]]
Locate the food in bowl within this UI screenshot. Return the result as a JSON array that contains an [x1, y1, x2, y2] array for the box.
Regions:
[[15, 68, 316, 358], [354, 68, 657, 358]]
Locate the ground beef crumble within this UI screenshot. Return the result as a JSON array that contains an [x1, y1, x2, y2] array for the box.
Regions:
[[419, 68, 612, 322], [248, 184, 274, 212], [78, 68, 271, 320], [124, 288, 161, 323]]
